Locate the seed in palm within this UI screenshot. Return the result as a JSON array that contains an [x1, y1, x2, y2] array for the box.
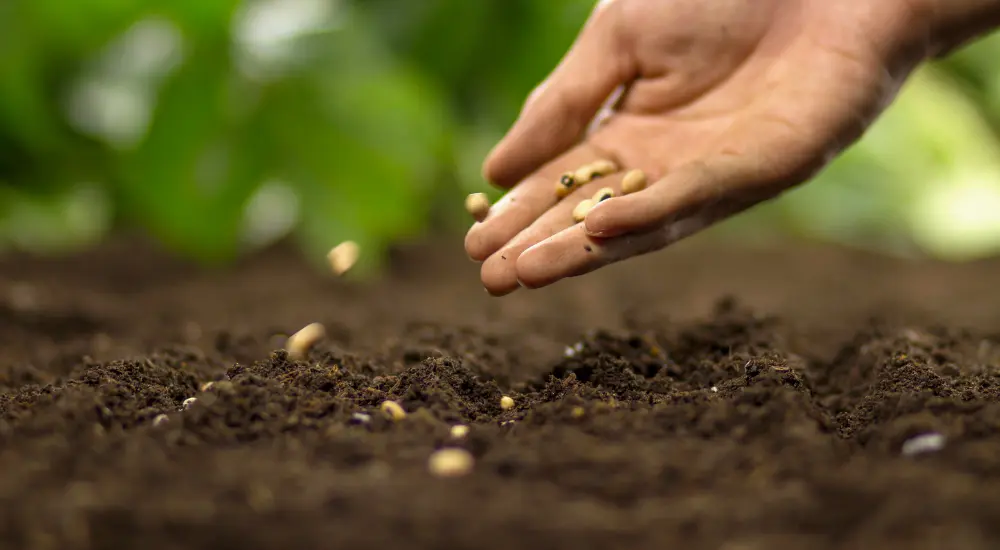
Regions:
[[555, 173, 578, 198], [621, 169, 647, 195], [593, 187, 616, 203], [572, 199, 596, 223]]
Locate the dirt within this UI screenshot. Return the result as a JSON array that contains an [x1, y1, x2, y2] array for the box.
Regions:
[[3, 234, 1000, 550]]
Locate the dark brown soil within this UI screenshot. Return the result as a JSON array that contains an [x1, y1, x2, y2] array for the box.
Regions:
[[3, 235, 1000, 550]]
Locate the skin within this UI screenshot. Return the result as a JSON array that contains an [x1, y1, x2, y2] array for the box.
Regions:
[[464, 0, 997, 296]]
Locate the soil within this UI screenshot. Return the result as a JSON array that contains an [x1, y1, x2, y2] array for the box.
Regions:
[[3, 234, 1000, 550]]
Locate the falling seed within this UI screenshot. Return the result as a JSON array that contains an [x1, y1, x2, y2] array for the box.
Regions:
[[901, 432, 946, 457], [450, 425, 470, 438], [380, 400, 407, 421], [199, 381, 214, 392], [500, 395, 514, 410], [572, 199, 595, 223], [571, 406, 585, 418], [351, 412, 372, 424], [327, 241, 360, 276], [592, 187, 615, 203], [428, 448, 474, 478], [286, 322, 325, 361], [711, 386, 719, 393], [555, 173, 578, 198], [465, 193, 490, 222], [182, 397, 197, 410], [152, 414, 169, 426], [621, 169, 647, 195]]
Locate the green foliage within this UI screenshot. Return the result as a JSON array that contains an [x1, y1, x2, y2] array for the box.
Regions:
[[2, 0, 1000, 269]]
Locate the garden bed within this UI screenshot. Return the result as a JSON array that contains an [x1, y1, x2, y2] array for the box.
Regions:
[[3, 235, 1000, 549]]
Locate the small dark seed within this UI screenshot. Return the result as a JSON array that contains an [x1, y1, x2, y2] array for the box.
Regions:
[[560, 175, 575, 187]]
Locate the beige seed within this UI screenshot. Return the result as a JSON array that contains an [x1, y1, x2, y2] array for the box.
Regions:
[[380, 400, 407, 421], [286, 322, 325, 361], [621, 169, 648, 195], [465, 193, 490, 222], [182, 397, 197, 410], [572, 199, 595, 223], [592, 187, 615, 203], [199, 381, 214, 392], [152, 414, 169, 426], [450, 424, 470, 438], [327, 240, 360, 276], [588, 159, 618, 177], [500, 395, 515, 410], [555, 173, 578, 198], [428, 448, 474, 478], [571, 406, 585, 418]]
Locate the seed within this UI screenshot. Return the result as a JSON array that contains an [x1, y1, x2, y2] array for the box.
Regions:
[[286, 322, 325, 361], [450, 424, 470, 438], [621, 169, 647, 195], [901, 432, 946, 457], [571, 406, 585, 418], [380, 400, 407, 421], [500, 395, 514, 410], [152, 414, 169, 426], [572, 199, 595, 223], [588, 159, 618, 178], [428, 448, 474, 478], [592, 187, 615, 203], [327, 240, 360, 276], [182, 397, 197, 410], [465, 193, 490, 222], [199, 381, 214, 392], [555, 173, 578, 198]]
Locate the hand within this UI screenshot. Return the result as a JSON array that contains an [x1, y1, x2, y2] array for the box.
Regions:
[[464, 0, 932, 296]]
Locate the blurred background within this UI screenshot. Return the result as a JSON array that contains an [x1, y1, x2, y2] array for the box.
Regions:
[[3, 0, 1000, 275]]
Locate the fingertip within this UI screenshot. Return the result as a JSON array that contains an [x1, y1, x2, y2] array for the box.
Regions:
[[464, 225, 500, 262], [481, 139, 522, 190], [582, 199, 627, 238], [481, 254, 521, 296]]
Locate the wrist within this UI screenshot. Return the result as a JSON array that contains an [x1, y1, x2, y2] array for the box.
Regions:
[[906, 0, 1000, 57]]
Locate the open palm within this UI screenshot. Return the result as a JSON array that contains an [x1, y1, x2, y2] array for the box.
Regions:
[[465, 0, 928, 296]]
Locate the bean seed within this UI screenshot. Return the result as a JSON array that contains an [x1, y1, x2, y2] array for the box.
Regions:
[[450, 425, 470, 438], [286, 322, 325, 361], [555, 173, 578, 198], [500, 395, 514, 410], [572, 199, 595, 223], [327, 241, 360, 276], [587, 159, 618, 178], [380, 400, 407, 421], [592, 187, 615, 203], [464, 193, 490, 222], [182, 397, 197, 410], [428, 448, 474, 478], [152, 414, 169, 426], [621, 169, 647, 195]]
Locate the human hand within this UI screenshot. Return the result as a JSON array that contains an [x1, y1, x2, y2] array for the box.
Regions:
[[464, 0, 933, 296]]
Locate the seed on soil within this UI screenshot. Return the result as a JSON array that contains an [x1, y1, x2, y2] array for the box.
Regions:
[[465, 193, 490, 222], [711, 386, 719, 393], [351, 412, 372, 424], [450, 425, 469, 438], [621, 169, 647, 195], [572, 199, 595, 223], [327, 241, 360, 276], [286, 322, 325, 361], [556, 173, 578, 198], [500, 395, 514, 410], [571, 406, 585, 418], [428, 448, 474, 478], [592, 187, 615, 203], [182, 397, 197, 410], [901, 432, 946, 457], [199, 381, 214, 392], [152, 414, 169, 426], [380, 400, 407, 421]]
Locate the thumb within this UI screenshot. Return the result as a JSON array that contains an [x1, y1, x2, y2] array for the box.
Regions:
[[482, 1, 634, 188]]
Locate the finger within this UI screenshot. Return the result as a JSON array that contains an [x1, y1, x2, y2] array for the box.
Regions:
[[517, 201, 748, 290], [481, 0, 633, 189], [465, 142, 612, 262], [480, 170, 629, 296]]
